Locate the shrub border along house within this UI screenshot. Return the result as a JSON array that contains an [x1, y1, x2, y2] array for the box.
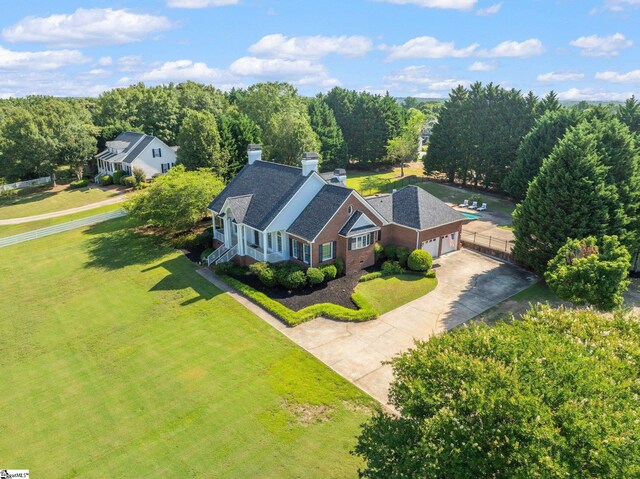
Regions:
[[217, 273, 377, 326]]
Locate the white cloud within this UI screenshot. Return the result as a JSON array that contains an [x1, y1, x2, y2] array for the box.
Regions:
[[229, 57, 326, 77], [477, 2, 502, 15], [537, 71, 585, 82], [0, 45, 87, 70], [118, 56, 144, 72], [569, 33, 632, 57], [88, 68, 110, 76], [384, 65, 469, 93], [595, 70, 640, 84], [384, 36, 479, 60], [97, 56, 112, 66], [482, 38, 544, 57], [468, 61, 495, 71], [604, 0, 640, 11], [166, 0, 239, 7], [558, 87, 635, 102], [248, 34, 373, 59], [136, 59, 230, 84], [2, 8, 173, 48], [375, 0, 477, 10], [0, 70, 113, 98]]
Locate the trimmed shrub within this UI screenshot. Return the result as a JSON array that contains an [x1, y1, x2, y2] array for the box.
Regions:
[[112, 170, 126, 185], [132, 167, 146, 184], [215, 261, 234, 275], [334, 258, 345, 276], [281, 270, 307, 290], [121, 176, 136, 188], [359, 271, 383, 282], [320, 264, 337, 281], [98, 174, 112, 186], [382, 260, 404, 275], [249, 261, 270, 276], [408, 249, 433, 272], [374, 242, 384, 258], [306, 267, 325, 285], [425, 269, 436, 279], [69, 179, 88, 189], [396, 247, 409, 267], [384, 244, 397, 260], [259, 267, 278, 287], [218, 274, 378, 326]]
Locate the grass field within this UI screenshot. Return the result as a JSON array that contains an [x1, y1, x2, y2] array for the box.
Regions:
[[0, 203, 123, 238], [0, 185, 122, 219], [356, 274, 437, 314], [0, 218, 374, 478]]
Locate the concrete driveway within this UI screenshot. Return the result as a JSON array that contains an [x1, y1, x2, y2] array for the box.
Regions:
[[284, 249, 537, 406], [198, 249, 537, 408]]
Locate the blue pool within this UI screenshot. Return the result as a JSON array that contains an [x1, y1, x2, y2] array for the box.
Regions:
[[462, 212, 480, 220]]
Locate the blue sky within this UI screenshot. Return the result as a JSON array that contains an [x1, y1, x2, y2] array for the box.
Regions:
[[0, 0, 638, 100]]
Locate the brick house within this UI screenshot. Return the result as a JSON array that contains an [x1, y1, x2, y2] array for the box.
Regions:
[[206, 145, 466, 273]]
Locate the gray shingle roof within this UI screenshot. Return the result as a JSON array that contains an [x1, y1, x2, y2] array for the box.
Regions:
[[208, 160, 309, 230], [287, 184, 352, 241], [339, 211, 362, 236], [226, 195, 253, 224], [367, 185, 465, 230], [122, 135, 154, 164]]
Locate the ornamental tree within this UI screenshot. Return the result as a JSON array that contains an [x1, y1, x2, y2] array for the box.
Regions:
[[354, 305, 640, 479], [545, 235, 631, 310], [124, 165, 224, 232]]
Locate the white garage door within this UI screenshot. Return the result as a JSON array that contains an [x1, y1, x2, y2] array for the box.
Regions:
[[421, 237, 439, 258], [440, 232, 458, 255]]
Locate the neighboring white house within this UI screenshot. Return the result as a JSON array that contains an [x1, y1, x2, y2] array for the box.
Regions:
[[95, 132, 177, 180]]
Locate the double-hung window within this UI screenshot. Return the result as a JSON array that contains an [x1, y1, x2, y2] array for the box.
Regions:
[[276, 232, 283, 252], [320, 242, 334, 262], [267, 233, 273, 250], [350, 234, 371, 250], [152, 148, 162, 158], [292, 240, 299, 259], [303, 244, 311, 264]]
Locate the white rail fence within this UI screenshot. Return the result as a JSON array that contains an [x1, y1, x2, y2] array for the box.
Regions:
[[0, 209, 126, 248], [0, 176, 51, 192]]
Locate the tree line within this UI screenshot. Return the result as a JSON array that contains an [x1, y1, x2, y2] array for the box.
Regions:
[[0, 81, 425, 185]]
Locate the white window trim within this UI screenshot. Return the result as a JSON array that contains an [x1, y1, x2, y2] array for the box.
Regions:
[[320, 242, 334, 262], [303, 243, 311, 265], [292, 240, 299, 259], [352, 233, 371, 250]]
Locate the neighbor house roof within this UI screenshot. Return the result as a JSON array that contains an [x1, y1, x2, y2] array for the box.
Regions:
[[367, 185, 465, 230], [122, 136, 154, 164], [208, 160, 309, 231], [97, 132, 161, 165], [287, 184, 352, 241]]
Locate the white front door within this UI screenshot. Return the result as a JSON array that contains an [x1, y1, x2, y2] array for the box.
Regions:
[[422, 237, 439, 258], [440, 232, 458, 255]]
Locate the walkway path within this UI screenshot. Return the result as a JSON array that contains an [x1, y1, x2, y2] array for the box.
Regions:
[[197, 249, 537, 407], [0, 194, 127, 225]]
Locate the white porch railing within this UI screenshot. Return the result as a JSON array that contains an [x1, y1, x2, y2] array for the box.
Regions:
[[206, 246, 227, 266], [246, 245, 285, 263], [213, 229, 224, 242], [216, 244, 238, 264]]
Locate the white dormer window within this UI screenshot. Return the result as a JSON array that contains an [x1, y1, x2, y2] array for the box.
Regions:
[[152, 148, 162, 158]]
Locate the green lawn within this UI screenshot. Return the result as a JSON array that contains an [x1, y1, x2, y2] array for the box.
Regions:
[[0, 203, 123, 238], [0, 185, 122, 219], [356, 273, 437, 314], [0, 218, 373, 478]]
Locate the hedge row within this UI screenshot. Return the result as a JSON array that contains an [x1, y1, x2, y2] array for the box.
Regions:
[[218, 274, 378, 326]]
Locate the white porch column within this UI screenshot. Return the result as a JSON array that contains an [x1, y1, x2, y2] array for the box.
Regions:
[[224, 217, 232, 247], [237, 224, 244, 256], [263, 231, 268, 261]]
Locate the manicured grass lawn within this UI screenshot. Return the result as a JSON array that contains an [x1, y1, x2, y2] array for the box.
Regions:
[[356, 273, 438, 314], [0, 203, 123, 238], [0, 185, 122, 219], [0, 218, 373, 478]]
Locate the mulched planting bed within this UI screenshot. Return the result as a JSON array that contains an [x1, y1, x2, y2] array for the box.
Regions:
[[231, 272, 365, 311]]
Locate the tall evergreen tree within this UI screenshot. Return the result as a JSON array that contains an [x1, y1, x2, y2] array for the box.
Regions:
[[217, 111, 261, 181], [176, 110, 223, 175], [308, 95, 347, 171], [512, 127, 620, 274], [617, 95, 640, 135], [263, 109, 321, 166], [503, 108, 583, 200], [541, 90, 561, 113]]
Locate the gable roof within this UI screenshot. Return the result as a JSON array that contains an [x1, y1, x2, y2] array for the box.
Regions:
[[367, 185, 465, 230], [339, 210, 379, 236], [122, 135, 154, 164], [208, 160, 309, 230], [98, 132, 167, 165], [225, 194, 253, 224], [287, 184, 353, 241]]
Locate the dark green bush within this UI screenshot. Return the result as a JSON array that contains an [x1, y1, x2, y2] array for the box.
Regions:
[[218, 274, 378, 326], [112, 170, 126, 185], [382, 260, 404, 275], [407, 249, 433, 272], [307, 267, 325, 285], [259, 267, 277, 287], [215, 261, 234, 275], [69, 179, 88, 189], [249, 261, 270, 276], [320, 264, 337, 281], [230, 264, 248, 277], [396, 247, 409, 267], [200, 248, 214, 261], [374, 242, 384, 258], [384, 244, 397, 260], [121, 176, 136, 188], [282, 270, 307, 289], [359, 271, 383, 282], [98, 174, 112, 186], [334, 258, 345, 276]]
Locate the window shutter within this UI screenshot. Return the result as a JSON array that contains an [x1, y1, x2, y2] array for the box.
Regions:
[[348, 238, 353, 251], [377, 230, 381, 241], [152, 149, 155, 158], [370, 232, 374, 245], [332, 241, 336, 259], [318, 244, 323, 262], [158, 149, 162, 158]]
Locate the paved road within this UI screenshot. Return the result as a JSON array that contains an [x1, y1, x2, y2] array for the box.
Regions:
[[0, 195, 127, 225], [198, 249, 538, 407]]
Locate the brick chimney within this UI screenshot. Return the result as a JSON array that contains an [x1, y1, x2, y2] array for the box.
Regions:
[[301, 152, 319, 176]]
